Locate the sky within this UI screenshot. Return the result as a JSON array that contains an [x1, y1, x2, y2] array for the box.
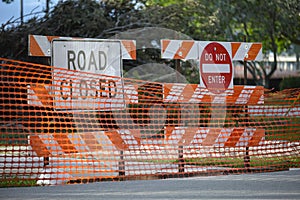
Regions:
[[0, 0, 59, 25]]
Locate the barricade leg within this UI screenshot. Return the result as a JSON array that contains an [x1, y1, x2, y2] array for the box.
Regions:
[[178, 145, 184, 173], [119, 150, 125, 176], [244, 146, 251, 172]]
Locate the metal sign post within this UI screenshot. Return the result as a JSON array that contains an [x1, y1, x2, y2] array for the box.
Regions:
[[243, 46, 251, 171]]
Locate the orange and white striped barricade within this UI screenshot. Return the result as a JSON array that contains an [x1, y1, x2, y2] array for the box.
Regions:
[[163, 84, 264, 105], [161, 83, 265, 173], [165, 127, 265, 148], [161, 40, 199, 60], [28, 34, 136, 60], [161, 39, 263, 61], [28, 129, 133, 181]]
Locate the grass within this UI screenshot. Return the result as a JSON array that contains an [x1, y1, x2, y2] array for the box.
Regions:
[[182, 156, 300, 168], [0, 176, 37, 187], [251, 116, 300, 141], [138, 156, 300, 169]]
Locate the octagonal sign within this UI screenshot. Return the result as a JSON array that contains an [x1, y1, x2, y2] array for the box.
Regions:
[[199, 42, 233, 93]]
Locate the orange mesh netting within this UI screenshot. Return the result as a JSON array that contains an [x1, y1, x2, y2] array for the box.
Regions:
[[0, 58, 299, 186]]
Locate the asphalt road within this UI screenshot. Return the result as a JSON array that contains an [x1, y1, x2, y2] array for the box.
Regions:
[[1, 169, 300, 200]]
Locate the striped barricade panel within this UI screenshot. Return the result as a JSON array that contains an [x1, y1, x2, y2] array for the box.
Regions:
[[27, 83, 264, 113], [161, 40, 263, 61], [28, 83, 137, 108], [28, 131, 127, 157], [28, 83, 53, 107], [165, 127, 265, 147], [28, 34, 136, 60], [29, 135, 51, 157], [231, 42, 263, 61], [161, 40, 198, 60], [28, 131, 121, 180], [163, 84, 264, 105], [29, 127, 264, 159]]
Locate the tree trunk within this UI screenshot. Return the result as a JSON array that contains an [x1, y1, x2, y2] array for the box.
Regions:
[[264, 75, 271, 89], [296, 46, 300, 70]]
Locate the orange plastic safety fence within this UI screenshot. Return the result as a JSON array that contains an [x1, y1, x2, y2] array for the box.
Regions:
[[0, 58, 299, 186]]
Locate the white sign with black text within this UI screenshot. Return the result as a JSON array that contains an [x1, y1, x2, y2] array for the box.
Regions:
[[52, 39, 125, 110]]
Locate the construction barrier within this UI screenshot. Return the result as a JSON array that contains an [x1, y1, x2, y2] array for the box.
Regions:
[[28, 35, 136, 60], [0, 58, 299, 186], [161, 40, 263, 61]]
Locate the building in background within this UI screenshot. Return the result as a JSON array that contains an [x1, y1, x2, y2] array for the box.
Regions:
[[234, 53, 300, 90]]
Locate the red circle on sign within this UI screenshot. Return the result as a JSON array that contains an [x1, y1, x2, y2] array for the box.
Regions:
[[200, 42, 233, 93]]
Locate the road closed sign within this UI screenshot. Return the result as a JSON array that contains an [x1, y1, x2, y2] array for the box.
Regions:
[[199, 42, 233, 93], [52, 39, 125, 110]]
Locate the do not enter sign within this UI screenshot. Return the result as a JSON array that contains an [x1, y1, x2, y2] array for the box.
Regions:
[[199, 42, 233, 93]]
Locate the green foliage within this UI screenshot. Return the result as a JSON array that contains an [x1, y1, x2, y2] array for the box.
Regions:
[[40, 0, 112, 38], [183, 156, 299, 169], [0, 176, 37, 187], [145, 0, 182, 6], [280, 77, 300, 90], [0, 0, 299, 86], [208, 0, 300, 88]]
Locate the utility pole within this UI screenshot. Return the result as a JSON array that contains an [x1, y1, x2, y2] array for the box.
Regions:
[[20, 0, 23, 25], [45, 0, 50, 14]]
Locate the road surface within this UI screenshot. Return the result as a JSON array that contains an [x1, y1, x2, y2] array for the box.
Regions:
[[1, 169, 300, 200]]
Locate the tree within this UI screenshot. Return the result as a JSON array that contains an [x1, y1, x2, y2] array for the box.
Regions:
[[146, 0, 299, 87], [1, 0, 299, 87], [0, 0, 113, 62], [212, 0, 300, 88]]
